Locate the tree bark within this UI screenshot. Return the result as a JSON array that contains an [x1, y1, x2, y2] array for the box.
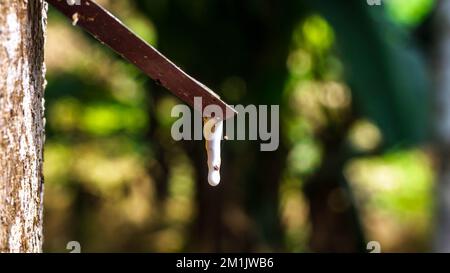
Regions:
[[0, 0, 47, 253]]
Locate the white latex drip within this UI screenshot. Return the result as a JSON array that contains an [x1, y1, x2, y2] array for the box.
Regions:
[[204, 117, 223, 186]]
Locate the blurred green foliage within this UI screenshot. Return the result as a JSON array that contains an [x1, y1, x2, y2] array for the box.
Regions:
[[386, 0, 435, 26], [43, 0, 435, 252]]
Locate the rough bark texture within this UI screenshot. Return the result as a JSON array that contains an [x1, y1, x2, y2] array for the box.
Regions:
[[434, 0, 450, 253], [0, 0, 47, 253]]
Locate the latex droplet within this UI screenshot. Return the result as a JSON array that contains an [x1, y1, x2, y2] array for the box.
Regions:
[[204, 118, 223, 187]]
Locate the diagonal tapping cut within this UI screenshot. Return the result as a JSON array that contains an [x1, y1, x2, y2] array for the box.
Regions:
[[46, 0, 237, 120], [46, 0, 239, 187]]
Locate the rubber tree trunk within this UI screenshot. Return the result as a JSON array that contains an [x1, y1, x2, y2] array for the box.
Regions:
[[0, 0, 47, 253], [434, 0, 450, 253]]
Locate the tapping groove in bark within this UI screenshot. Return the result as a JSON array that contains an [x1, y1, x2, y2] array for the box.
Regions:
[[0, 0, 47, 253]]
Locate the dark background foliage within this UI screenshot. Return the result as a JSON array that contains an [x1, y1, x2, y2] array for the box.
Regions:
[[43, 0, 436, 252]]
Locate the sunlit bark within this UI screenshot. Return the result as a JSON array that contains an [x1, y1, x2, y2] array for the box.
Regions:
[[0, 0, 47, 253]]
